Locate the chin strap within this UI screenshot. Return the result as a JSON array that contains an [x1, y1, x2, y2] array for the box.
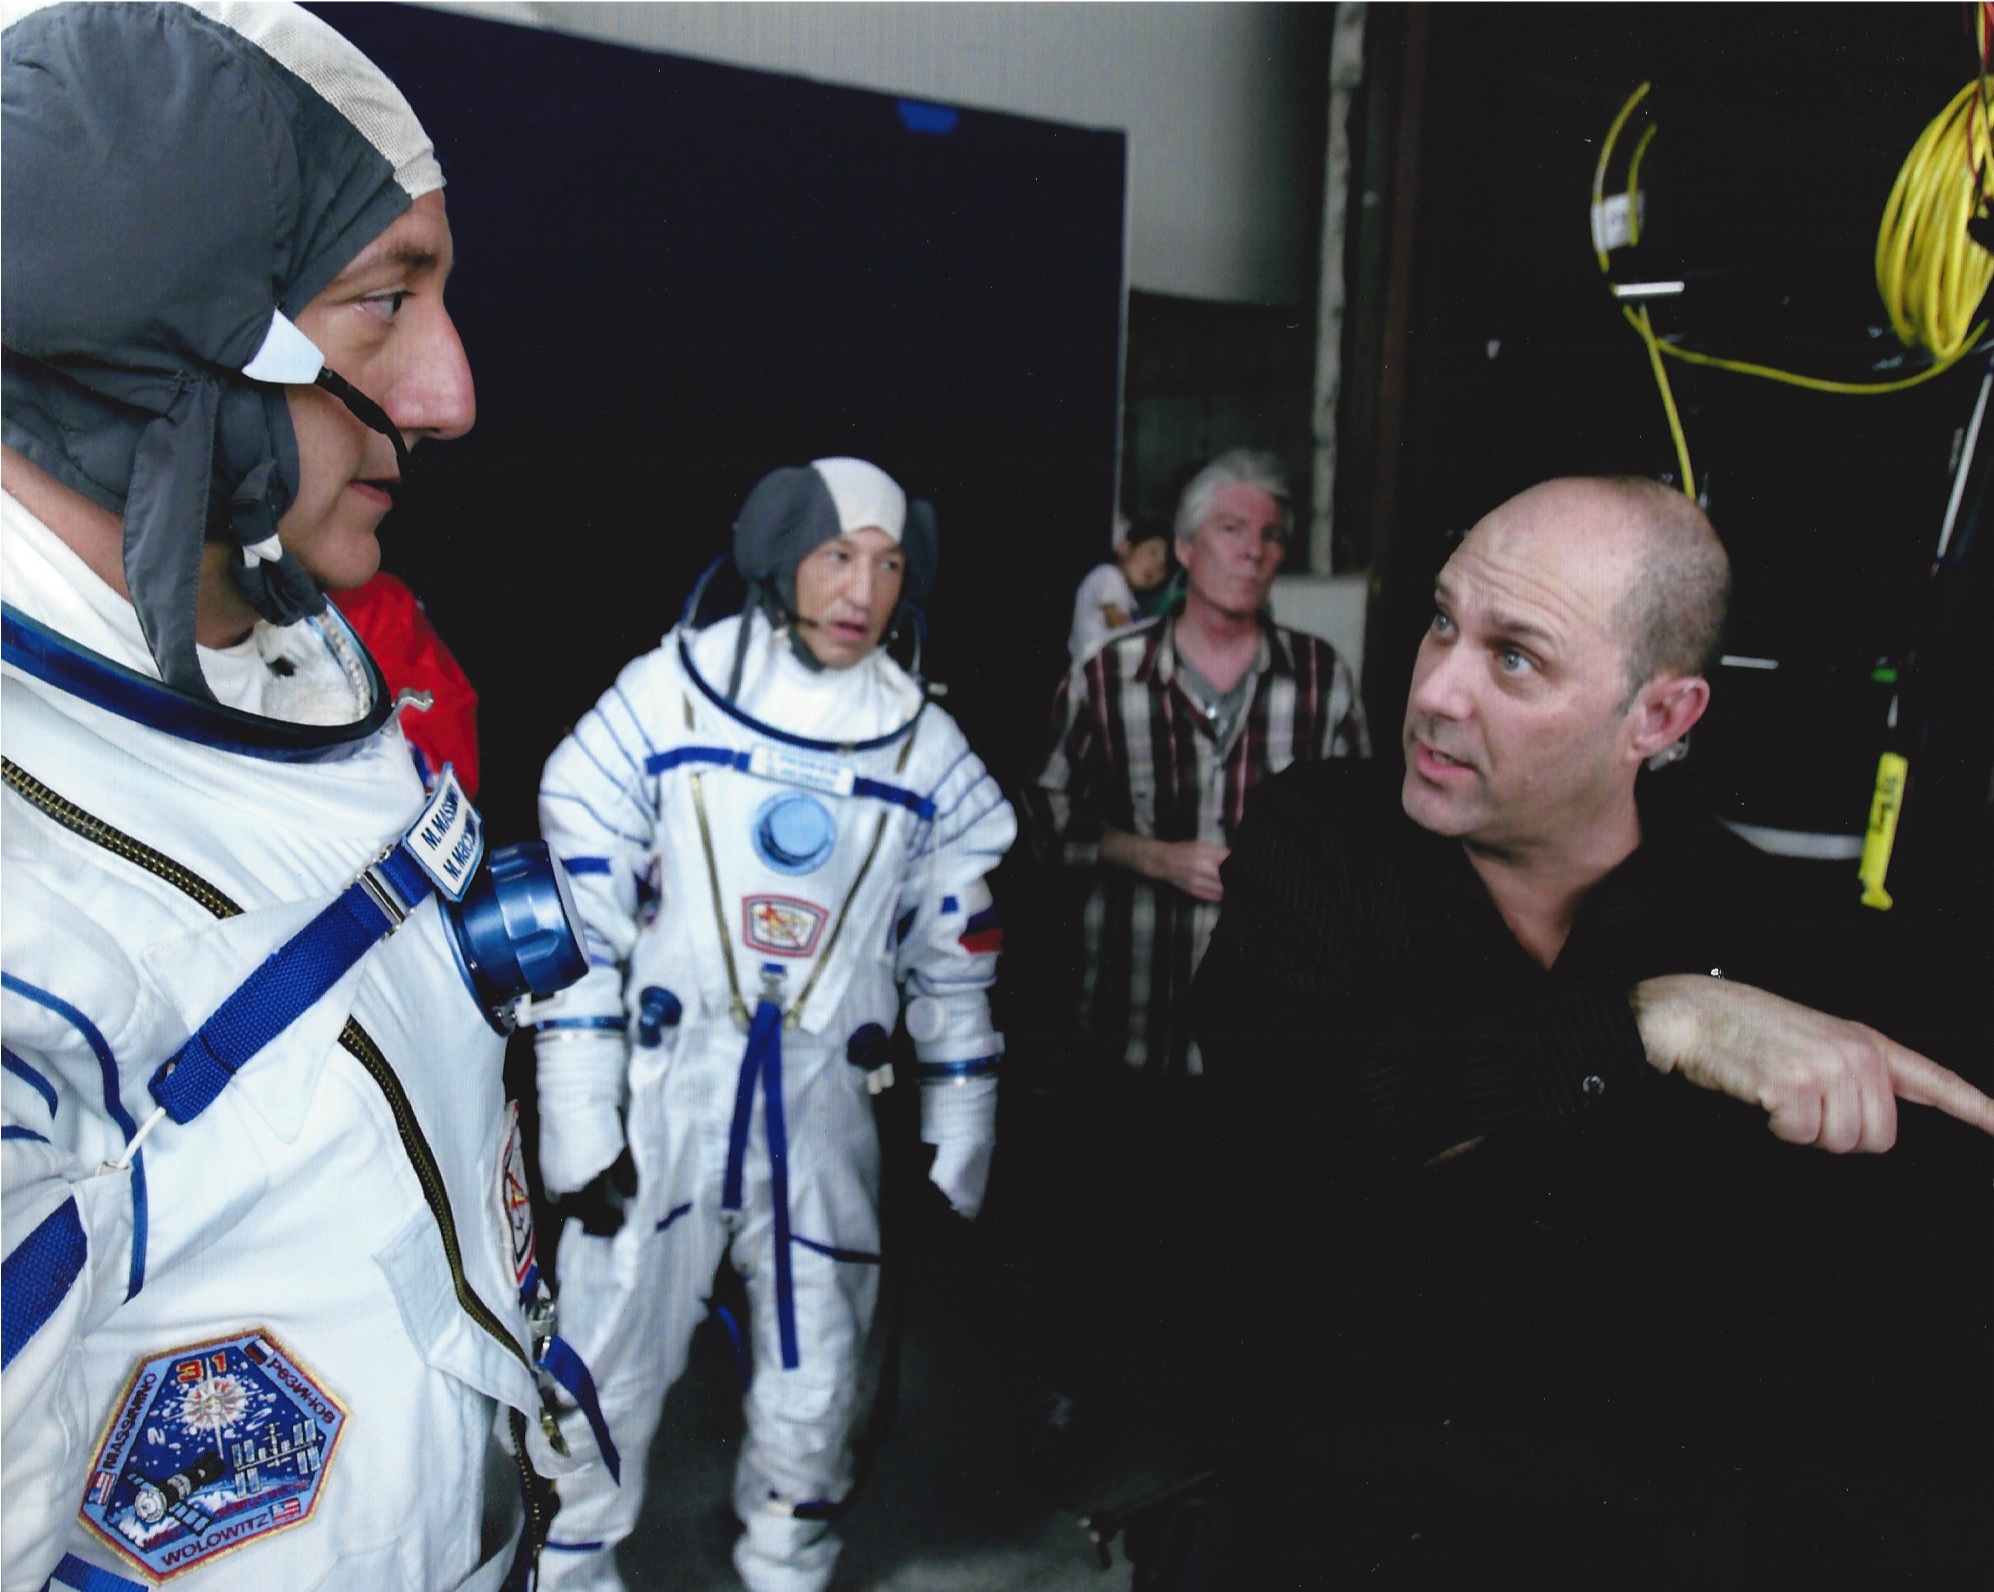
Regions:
[[314, 366, 411, 478], [726, 584, 767, 699], [785, 624, 827, 674], [220, 365, 410, 628]]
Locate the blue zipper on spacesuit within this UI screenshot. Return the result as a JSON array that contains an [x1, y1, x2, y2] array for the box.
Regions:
[[722, 990, 803, 1369], [681, 688, 924, 1381]]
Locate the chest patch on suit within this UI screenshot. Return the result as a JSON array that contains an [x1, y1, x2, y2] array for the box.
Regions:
[[742, 894, 829, 957], [80, 1329, 345, 1579], [751, 791, 838, 876], [497, 1100, 539, 1301], [636, 854, 664, 928]]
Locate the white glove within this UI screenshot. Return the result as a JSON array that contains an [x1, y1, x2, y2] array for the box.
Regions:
[[534, 1030, 628, 1197], [920, 1073, 998, 1220]]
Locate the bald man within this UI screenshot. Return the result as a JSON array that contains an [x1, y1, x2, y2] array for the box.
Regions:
[[1190, 476, 1994, 1584]]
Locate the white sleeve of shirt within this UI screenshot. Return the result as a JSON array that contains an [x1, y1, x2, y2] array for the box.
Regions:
[[1068, 563, 1137, 661]]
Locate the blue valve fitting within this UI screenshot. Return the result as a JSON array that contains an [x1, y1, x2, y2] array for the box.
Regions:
[[636, 985, 684, 1048]]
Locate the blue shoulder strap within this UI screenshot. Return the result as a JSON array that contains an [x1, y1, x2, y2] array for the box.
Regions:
[[150, 772, 482, 1124], [2, 1197, 86, 1369], [45, 1552, 150, 1592], [538, 1333, 621, 1485]]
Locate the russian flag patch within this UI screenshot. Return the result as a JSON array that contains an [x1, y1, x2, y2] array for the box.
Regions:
[[958, 904, 1003, 956]]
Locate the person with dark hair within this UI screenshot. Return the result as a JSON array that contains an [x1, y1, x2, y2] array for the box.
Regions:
[[1192, 475, 1994, 1584], [532, 458, 1014, 1592], [0, 5, 595, 1588], [1069, 513, 1172, 661]]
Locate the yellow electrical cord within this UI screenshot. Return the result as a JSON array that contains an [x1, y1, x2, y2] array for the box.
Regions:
[[1876, 76, 1994, 359], [1592, 80, 1652, 270], [1626, 302, 1696, 500], [1594, 83, 1696, 493], [1635, 313, 1987, 393], [1624, 123, 1659, 243], [1594, 74, 1994, 499]]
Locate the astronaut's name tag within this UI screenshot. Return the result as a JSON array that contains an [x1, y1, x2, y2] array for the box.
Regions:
[[402, 766, 483, 903], [81, 1329, 345, 1580], [748, 745, 856, 798]]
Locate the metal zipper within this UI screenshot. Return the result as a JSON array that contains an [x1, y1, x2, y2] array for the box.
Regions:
[[510, 1405, 556, 1571], [679, 706, 924, 1031], [794, 713, 923, 1020], [2, 755, 535, 1377], [688, 769, 751, 1027], [331, 1016, 532, 1373], [5, 757, 245, 919], [789, 813, 890, 1022], [4, 752, 561, 1526]]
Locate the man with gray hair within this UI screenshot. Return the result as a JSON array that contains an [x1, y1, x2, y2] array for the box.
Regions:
[[1021, 449, 1366, 1467], [1031, 448, 1368, 1078], [1193, 475, 1994, 1583]]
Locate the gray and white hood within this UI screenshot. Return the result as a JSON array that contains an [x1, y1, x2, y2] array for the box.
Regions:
[[2, 0, 442, 699]]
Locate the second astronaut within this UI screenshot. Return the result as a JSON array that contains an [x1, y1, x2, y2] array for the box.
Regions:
[[532, 458, 1015, 1592]]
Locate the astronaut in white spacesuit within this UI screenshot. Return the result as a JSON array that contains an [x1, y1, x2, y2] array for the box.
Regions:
[[0, 6, 597, 1591], [534, 457, 1016, 1592]]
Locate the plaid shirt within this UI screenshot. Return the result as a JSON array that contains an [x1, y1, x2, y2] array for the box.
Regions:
[[1031, 615, 1370, 1076]]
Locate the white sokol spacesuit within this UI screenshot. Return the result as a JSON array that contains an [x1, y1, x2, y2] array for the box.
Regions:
[[1, 6, 593, 1590], [534, 460, 1015, 1592], [2, 501, 579, 1592]]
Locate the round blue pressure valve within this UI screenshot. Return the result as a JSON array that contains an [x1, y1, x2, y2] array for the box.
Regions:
[[752, 792, 837, 875], [447, 841, 590, 1029]]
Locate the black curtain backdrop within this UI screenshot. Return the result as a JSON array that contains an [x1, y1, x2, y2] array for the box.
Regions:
[[311, 4, 1126, 846]]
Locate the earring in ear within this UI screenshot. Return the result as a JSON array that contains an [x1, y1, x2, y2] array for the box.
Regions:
[[1645, 735, 1690, 771]]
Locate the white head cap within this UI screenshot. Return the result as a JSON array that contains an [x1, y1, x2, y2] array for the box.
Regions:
[[810, 456, 907, 543]]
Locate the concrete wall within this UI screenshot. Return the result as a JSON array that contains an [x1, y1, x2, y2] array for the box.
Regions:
[[1270, 573, 1370, 687], [427, 1, 1326, 306]]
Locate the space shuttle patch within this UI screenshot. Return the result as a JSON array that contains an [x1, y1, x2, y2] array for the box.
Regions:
[[80, 1329, 346, 1579]]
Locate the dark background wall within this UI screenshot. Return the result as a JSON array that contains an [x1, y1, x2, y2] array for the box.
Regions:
[[312, 3, 1126, 846]]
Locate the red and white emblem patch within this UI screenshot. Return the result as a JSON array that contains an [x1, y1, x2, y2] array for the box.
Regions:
[[742, 894, 828, 958], [497, 1100, 538, 1301]]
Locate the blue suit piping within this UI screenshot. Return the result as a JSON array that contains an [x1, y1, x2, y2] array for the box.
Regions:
[[2, 1046, 59, 1117]]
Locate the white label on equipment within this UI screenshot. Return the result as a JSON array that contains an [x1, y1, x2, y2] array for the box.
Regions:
[[748, 744, 857, 797], [1590, 191, 1642, 253], [403, 766, 483, 902]]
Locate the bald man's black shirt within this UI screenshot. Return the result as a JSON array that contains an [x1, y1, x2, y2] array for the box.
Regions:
[[1191, 759, 1779, 1169], [1189, 760, 1990, 1585]]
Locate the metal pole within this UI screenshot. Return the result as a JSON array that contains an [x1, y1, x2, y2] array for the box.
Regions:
[[1310, 3, 1369, 573]]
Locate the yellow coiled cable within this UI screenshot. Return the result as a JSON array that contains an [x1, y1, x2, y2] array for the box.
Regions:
[[1595, 73, 1994, 498], [1875, 75, 1994, 361]]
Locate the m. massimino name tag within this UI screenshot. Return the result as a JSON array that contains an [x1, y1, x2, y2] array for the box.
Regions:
[[402, 766, 483, 903]]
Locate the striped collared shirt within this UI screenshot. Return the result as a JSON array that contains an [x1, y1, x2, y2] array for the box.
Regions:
[[1030, 616, 1370, 1076]]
